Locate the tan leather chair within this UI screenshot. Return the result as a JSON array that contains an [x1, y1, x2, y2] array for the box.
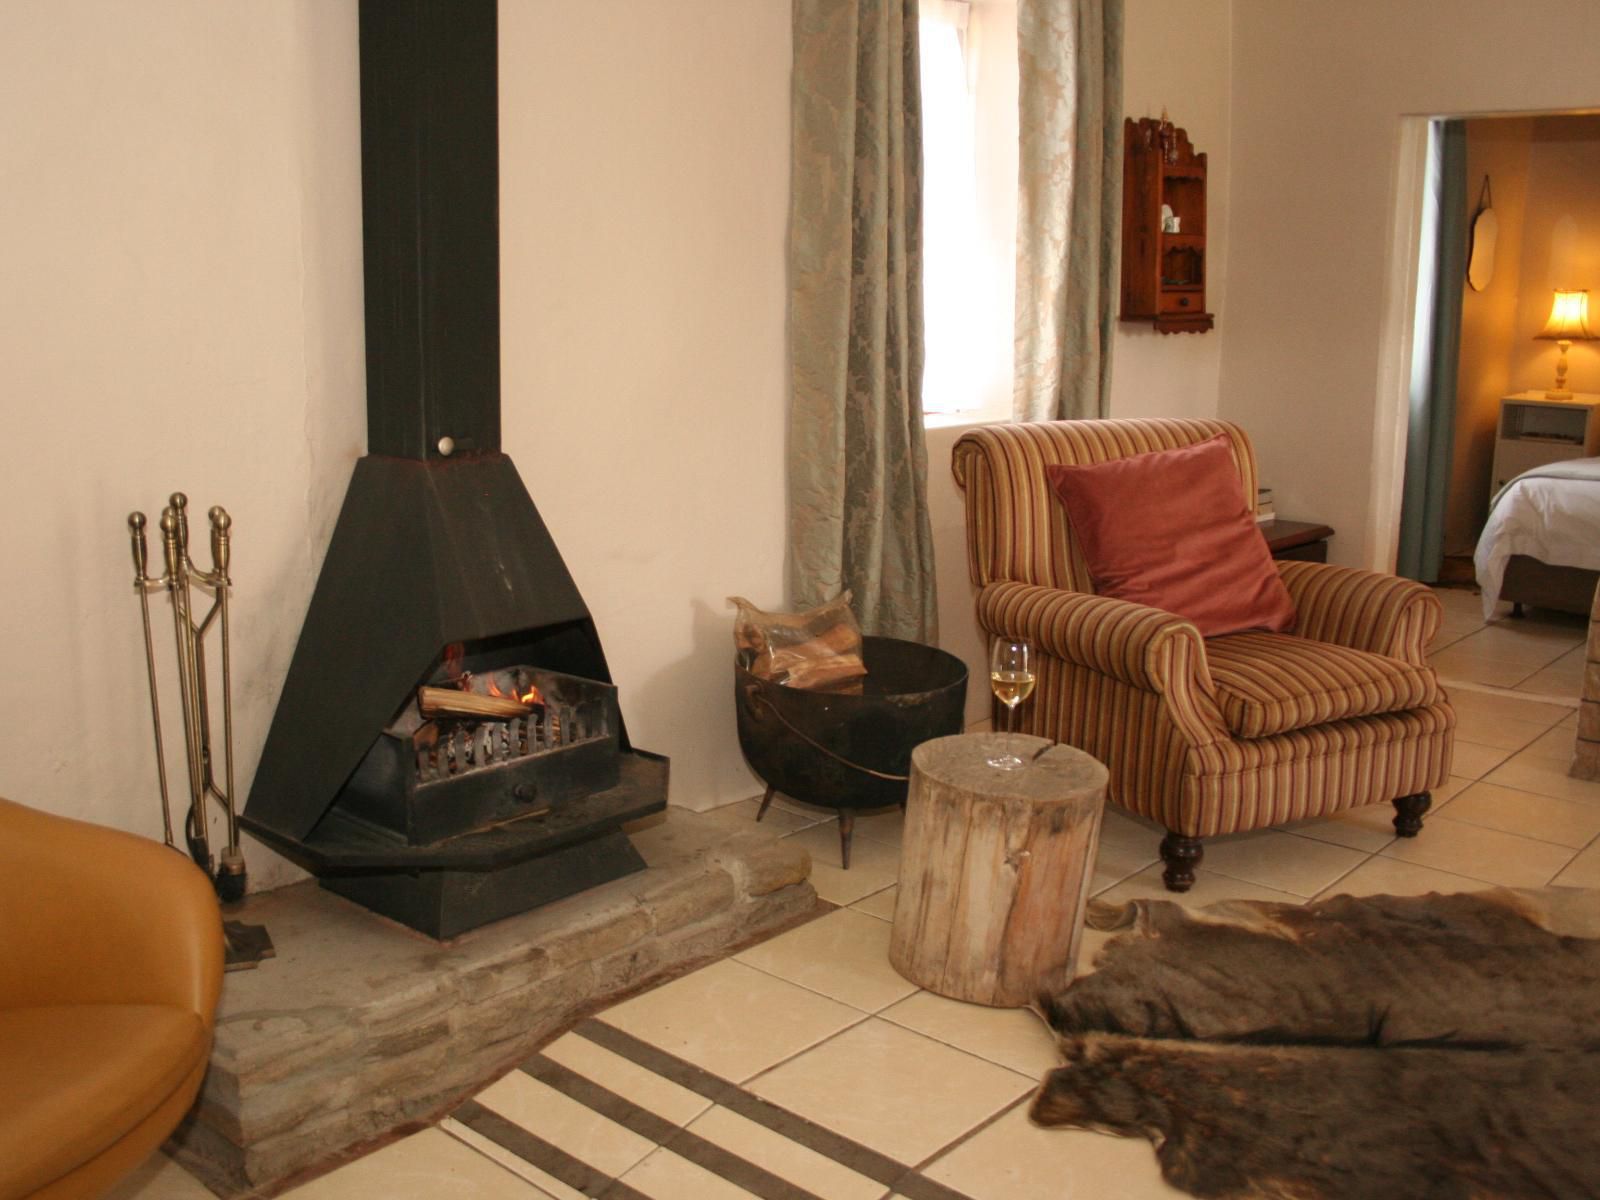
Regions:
[[0, 797, 223, 1200]]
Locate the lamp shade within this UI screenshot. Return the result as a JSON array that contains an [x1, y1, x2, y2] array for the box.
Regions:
[[1536, 289, 1596, 341]]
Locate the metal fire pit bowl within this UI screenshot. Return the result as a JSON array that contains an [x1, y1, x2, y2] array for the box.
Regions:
[[735, 636, 968, 867]]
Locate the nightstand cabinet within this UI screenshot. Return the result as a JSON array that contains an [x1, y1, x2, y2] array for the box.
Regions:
[[1259, 520, 1333, 563], [1490, 392, 1600, 493]]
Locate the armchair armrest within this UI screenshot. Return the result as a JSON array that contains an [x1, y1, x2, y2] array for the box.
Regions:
[[0, 797, 223, 1019], [1277, 560, 1442, 664], [977, 582, 1230, 747]]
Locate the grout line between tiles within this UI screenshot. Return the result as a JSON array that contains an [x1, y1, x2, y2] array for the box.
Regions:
[[730, 948, 911, 1018], [903, 1090, 1039, 1185], [1437, 676, 1580, 708], [1280, 825, 1395, 856], [1376, 814, 1585, 889], [1428, 804, 1600, 853], [441, 1117, 576, 1200]]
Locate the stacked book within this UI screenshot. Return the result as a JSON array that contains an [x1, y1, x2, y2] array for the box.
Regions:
[[1256, 488, 1275, 523]]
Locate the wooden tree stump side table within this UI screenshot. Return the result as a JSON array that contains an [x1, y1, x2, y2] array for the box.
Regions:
[[889, 733, 1108, 1008]]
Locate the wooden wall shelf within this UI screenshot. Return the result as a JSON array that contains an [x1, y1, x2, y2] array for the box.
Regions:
[[1120, 117, 1214, 335]]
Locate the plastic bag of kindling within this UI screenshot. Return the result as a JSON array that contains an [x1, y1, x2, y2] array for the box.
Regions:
[[729, 591, 867, 692]]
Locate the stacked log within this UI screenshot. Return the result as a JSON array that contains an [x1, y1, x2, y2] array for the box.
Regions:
[[890, 733, 1108, 1007]]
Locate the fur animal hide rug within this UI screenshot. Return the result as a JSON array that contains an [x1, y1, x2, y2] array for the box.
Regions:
[[1032, 888, 1600, 1200]]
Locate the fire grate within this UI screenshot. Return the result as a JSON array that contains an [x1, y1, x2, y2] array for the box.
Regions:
[[338, 664, 623, 848]]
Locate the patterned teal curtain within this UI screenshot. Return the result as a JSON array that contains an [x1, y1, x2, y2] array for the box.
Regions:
[[1397, 120, 1467, 582], [1014, 0, 1124, 422], [788, 0, 938, 642]]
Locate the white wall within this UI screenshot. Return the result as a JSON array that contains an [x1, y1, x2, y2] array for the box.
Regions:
[[0, 1, 363, 888], [1110, 0, 1232, 421], [497, 1, 790, 814], [1222, 0, 1600, 569]]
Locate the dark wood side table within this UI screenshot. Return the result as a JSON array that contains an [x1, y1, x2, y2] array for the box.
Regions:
[[1259, 519, 1333, 562]]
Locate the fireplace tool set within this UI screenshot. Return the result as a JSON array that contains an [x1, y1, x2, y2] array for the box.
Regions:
[[128, 493, 272, 969]]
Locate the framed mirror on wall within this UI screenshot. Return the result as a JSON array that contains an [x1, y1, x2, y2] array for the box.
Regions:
[[1468, 176, 1497, 292]]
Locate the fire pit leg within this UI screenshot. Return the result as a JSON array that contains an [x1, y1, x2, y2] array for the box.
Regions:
[[757, 785, 775, 822], [838, 810, 855, 870]]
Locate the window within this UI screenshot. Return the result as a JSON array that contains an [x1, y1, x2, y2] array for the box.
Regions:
[[918, 0, 1016, 423]]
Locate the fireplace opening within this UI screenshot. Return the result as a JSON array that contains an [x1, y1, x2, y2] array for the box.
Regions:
[[342, 635, 625, 847]]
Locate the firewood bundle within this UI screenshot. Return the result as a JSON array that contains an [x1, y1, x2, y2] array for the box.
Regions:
[[730, 591, 867, 692]]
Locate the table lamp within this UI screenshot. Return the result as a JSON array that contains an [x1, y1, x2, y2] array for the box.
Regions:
[[1535, 288, 1595, 399]]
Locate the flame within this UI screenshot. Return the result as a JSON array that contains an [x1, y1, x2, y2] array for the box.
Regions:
[[441, 642, 465, 681], [519, 683, 544, 707]]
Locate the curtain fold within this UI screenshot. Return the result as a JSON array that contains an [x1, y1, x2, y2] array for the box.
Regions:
[[788, 0, 938, 642], [1013, 0, 1124, 423], [1397, 119, 1467, 582]]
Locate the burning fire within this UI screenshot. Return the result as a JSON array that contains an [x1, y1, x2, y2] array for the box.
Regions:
[[442, 642, 465, 680], [479, 674, 544, 709], [436, 644, 543, 709]]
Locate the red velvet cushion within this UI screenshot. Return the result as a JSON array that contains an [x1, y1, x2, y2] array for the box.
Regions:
[[1045, 435, 1296, 637]]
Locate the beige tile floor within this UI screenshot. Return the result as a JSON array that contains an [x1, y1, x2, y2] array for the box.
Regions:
[[116, 586, 1599, 1200]]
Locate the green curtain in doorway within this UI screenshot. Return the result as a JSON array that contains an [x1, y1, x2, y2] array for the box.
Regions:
[[1397, 120, 1467, 582], [1013, 0, 1124, 422], [787, 0, 938, 642]]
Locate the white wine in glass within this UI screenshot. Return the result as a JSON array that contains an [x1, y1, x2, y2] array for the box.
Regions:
[[988, 639, 1035, 769]]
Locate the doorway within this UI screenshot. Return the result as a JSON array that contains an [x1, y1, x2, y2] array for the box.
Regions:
[[1380, 110, 1600, 597]]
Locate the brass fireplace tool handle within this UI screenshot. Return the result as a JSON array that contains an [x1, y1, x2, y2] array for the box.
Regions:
[[127, 493, 271, 969]]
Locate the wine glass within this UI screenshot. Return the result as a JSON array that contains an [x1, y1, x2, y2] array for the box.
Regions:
[[988, 639, 1035, 770]]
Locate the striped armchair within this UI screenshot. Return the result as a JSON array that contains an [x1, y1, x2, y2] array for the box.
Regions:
[[953, 418, 1454, 891]]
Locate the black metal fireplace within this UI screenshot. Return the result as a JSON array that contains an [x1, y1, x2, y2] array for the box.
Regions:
[[241, 0, 667, 938]]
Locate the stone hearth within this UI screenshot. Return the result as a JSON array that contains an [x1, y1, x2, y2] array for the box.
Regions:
[[168, 810, 816, 1195]]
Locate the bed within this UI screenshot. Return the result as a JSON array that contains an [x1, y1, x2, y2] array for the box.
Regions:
[[1473, 457, 1600, 620]]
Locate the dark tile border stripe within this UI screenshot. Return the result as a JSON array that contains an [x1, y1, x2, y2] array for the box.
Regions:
[[573, 1020, 904, 1184], [453, 1098, 653, 1200], [572, 1018, 978, 1200], [522, 1054, 823, 1200]]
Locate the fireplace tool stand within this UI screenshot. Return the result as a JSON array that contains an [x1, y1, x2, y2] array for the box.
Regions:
[[128, 493, 272, 970]]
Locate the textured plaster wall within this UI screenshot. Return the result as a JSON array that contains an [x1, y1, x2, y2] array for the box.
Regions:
[[1110, 0, 1232, 422], [0, 1, 364, 889], [496, 0, 791, 814]]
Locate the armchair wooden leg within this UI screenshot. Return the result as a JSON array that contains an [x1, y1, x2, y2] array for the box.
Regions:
[[1392, 792, 1432, 838], [1160, 833, 1203, 893]]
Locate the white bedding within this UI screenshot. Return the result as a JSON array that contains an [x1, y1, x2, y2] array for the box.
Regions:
[[1473, 457, 1600, 620]]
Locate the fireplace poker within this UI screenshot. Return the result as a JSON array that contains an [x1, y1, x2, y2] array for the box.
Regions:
[[127, 512, 175, 848], [207, 506, 244, 898], [160, 500, 213, 875], [187, 505, 245, 900]]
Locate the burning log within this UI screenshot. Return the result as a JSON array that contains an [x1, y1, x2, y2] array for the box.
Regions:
[[417, 686, 530, 720]]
